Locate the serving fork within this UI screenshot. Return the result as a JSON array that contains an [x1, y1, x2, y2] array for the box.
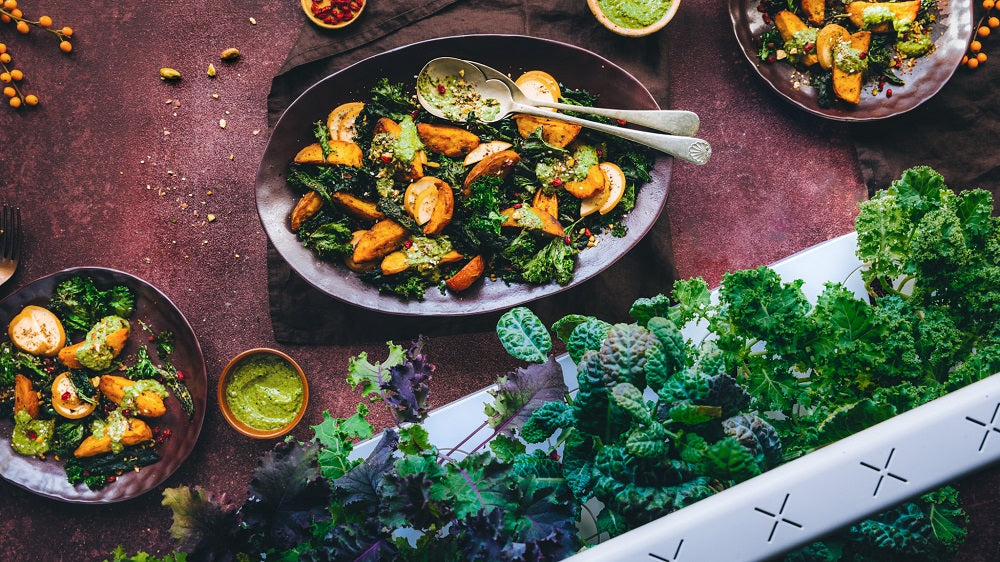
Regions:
[[0, 204, 22, 286]]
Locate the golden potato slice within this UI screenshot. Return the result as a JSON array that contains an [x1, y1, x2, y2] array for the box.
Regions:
[[344, 230, 377, 272], [773, 10, 819, 66], [846, 1, 919, 32], [597, 162, 627, 215], [404, 176, 439, 216], [440, 250, 464, 264], [515, 71, 560, 104], [445, 255, 486, 292], [423, 181, 455, 235], [533, 190, 559, 220], [563, 164, 606, 199], [801, 0, 824, 25], [291, 190, 323, 231], [8, 305, 66, 356], [374, 117, 402, 136], [463, 140, 514, 166], [833, 31, 872, 104], [326, 140, 364, 167], [413, 187, 439, 226], [463, 149, 521, 196], [417, 123, 480, 157], [327, 102, 364, 142], [331, 192, 384, 221], [513, 114, 582, 148], [293, 143, 326, 164], [352, 220, 409, 263], [501, 206, 565, 238], [380, 251, 409, 275], [14, 374, 39, 419], [817, 24, 851, 70]]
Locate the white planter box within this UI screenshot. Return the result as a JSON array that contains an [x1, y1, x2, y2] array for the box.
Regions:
[[352, 233, 1000, 561]]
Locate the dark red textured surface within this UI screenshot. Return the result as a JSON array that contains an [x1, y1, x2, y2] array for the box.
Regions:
[[0, 1, 994, 560]]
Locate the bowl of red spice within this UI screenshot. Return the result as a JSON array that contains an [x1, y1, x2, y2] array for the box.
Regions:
[[301, 0, 366, 29]]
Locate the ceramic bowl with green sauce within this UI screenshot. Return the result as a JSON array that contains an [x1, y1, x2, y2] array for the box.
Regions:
[[218, 348, 309, 439], [587, 0, 680, 37]]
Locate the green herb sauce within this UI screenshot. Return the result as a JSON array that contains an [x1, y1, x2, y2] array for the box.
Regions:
[[91, 409, 129, 454], [784, 28, 819, 64], [405, 236, 455, 274], [535, 145, 599, 187], [597, 0, 671, 28], [225, 355, 304, 431], [862, 6, 895, 27], [11, 409, 54, 456], [417, 73, 501, 122], [834, 41, 869, 74], [77, 315, 129, 371]]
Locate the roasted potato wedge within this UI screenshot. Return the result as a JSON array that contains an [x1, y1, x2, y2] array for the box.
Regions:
[[445, 255, 486, 292], [345, 230, 377, 272], [533, 190, 559, 219], [380, 251, 410, 275], [513, 114, 582, 148], [374, 117, 403, 136], [464, 140, 513, 166], [833, 31, 872, 104], [423, 180, 455, 235], [14, 374, 39, 419], [99, 375, 167, 418], [73, 417, 152, 458], [563, 164, 606, 199], [417, 123, 480, 157], [293, 141, 363, 167], [332, 192, 384, 221], [291, 190, 324, 231], [501, 206, 565, 238], [774, 10, 819, 66], [801, 0, 824, 25], [352, 219, 409, 263], [293, 143, 326, 164], [327, 101, 364, 142], [463, 149, 521, 196], [846, 1, 919, 32]]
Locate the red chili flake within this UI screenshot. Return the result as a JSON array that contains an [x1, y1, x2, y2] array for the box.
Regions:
[[437, 83, 446, 95], [886, 89, 893, 98], [859, 51, 868, 60], [501, 159, 516, 168], [404, 240, 413, 249], [804, 43, 815, 52], [380, 154, 392, 163], [563, 236, 572, 245], [616, 119, 627, 126], [513, 203, 522, 209], [763, 13, 771, 23], [584, 228, 592, 237], [26, 431, 37, 440], [176, 371, 185, 381], [410, 110, 419, 119], [123, 409, 132, 417], [596, 149, 603, 157], [61, 391, 71, 401], [106, 476, 116, 483], [148, 335, 155, 342], [551, 177, 563, 187], [767, 55, 776, 63]]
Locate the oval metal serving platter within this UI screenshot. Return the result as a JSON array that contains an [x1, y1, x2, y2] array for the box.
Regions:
[[256, 34, 672, 316], [729, 0, 974, 121], [0, 267, 207, 503]]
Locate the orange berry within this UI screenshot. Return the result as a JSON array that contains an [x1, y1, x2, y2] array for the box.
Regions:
[[0, 72, 9, 83], [15, 21, 28, 34], [2, 86, 13, 97], [978, 52, 988, 63], [59, 40, 72, 53], [0, 43, 5, 54], [9, 7, 20, 17], [24, 94, 36, 105], [38, 15, 52, 27], [985, 0, 996, 8], [971, 40, 983, 52], [60, 26, 72, 37], [2, 0, 15, 9], [979, 26, 991, 38], [8, 96, 20, 108], [0, 54, 9, 64], [0, 15, 10, 23], [968, 57, 980, 69], [962, 55, 969, 65], [10, 69, 22, 81], [990, 17, 1000, 28]]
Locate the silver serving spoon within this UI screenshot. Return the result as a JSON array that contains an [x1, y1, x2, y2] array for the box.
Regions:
[[463, 58, 700, 136], [416, 57, 711, 165]]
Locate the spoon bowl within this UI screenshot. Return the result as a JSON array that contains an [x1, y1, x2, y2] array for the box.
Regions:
[[416, 58, 711, 165]]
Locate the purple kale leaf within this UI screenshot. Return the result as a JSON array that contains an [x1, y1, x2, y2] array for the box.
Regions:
[[241, 440, 332, 551], [161, 486, 243, 561], [383, 337, 434, 424], [334, 429, 399, 511], [485, 355, 567, 437], [301, 518, 396, 562], [379, 452, 456, 531]]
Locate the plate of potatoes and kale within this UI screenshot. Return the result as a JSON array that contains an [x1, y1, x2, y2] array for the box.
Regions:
[[730, 0, 974, 120]]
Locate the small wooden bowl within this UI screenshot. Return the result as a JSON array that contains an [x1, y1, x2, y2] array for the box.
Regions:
[[588, 0, 681, 37], [300, 0, 366, 30], [217, 348, 309, 439]]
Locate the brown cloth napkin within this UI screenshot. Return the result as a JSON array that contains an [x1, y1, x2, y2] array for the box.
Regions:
[[266, 0, 678, 344], [852, 21, 999, 196]]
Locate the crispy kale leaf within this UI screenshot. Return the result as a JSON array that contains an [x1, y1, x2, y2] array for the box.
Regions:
[[161, 486, 242, 561], [49, 276, 136, 334], [484, 356, 567, 437]]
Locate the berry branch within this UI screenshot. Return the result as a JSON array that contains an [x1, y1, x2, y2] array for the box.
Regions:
[[0, 0, 74, 109], [962, 0, 998, 69]]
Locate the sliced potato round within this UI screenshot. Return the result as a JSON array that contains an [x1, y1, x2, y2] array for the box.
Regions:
[[515, 70, 560, 107], [51, 373, 98, 419], [8, 305, 66, 356], [463, 140, 514, 166], [580, 182, 611, 217], [816, 24, 851, 70], [404, 176, 440, 216], [326, 102, 365, 142], [414, 187, 439, 226], [598, 162, 627, 215]]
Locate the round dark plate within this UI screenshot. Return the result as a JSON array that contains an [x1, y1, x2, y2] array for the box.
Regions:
[[729, 1, 974, 121], [0, 268, 207, 503], [256, 34, 672, 316]]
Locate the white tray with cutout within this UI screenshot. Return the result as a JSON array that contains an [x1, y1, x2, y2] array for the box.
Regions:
[[352, 232, 1000, 561]]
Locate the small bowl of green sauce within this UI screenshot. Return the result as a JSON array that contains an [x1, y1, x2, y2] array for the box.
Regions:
[[588, 0, 680, 37], [217, 348, 309, 439]]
